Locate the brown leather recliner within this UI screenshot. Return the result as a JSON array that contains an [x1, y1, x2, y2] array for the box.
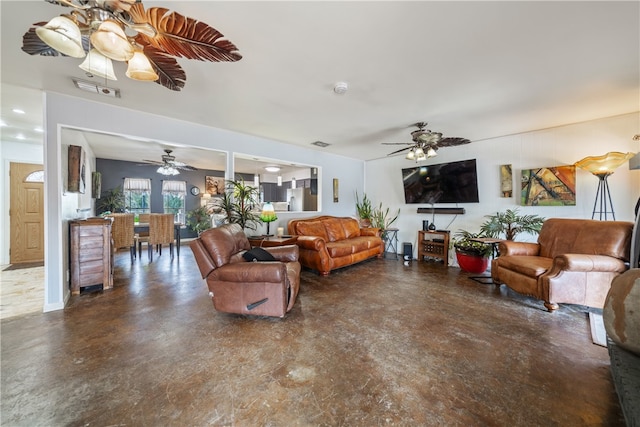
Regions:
[[190, 224, 301, 318]]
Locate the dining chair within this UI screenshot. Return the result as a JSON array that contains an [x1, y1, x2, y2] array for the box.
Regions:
[[108, 213, 136, 263], [146, 213, 175, 261], [135, 213, 150, 257]]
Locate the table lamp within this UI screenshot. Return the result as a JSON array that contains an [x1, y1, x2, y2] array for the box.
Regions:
[[574, 151, 634, 220], [260, 202, 278, 236]]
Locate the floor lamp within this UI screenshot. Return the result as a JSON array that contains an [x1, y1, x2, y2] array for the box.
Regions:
[[574, 152, 635, 220]]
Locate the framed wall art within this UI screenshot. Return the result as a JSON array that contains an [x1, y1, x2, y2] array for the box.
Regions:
[[67, 144, 86, 194], [205, 176, 225, 196], [521, 165, 576, 206], [500, 164, 513, 198]]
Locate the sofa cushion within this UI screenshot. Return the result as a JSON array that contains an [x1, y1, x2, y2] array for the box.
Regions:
[[350, 236, 375, 252], [295, 221, 328, 241], [326, 241, 354, 258], [342, 218, 361, 239], [323, 218, 347, 242], [496, 256, 553, 278]]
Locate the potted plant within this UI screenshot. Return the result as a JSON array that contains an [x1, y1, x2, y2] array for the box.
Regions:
[[355, 191, 373, 227], [212, 179, 261, 232], [186, 206, 212, 235], [479, 208, 545, 241], [371, 202, 400, 233], [452, 230, 493, 274], [96, 185, 125, 215]]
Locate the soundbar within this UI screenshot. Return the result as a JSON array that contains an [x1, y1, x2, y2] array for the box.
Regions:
[[417, 207, 465, 215]]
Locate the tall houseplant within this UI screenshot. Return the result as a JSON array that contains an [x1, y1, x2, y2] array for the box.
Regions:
[[479, 208, 545, 241], [212, 179, 261, 231], [355, 191, 373, 227], [96, 185, 125, 215], [371, 202, 400, 233], [186, 206, 212, 235]]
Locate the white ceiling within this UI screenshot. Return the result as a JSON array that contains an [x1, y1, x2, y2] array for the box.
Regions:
[[2, 1, 639, 169]]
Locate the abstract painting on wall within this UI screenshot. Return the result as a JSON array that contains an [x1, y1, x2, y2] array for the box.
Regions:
[[521, 165, 576, 206], [500, 164, 513, 198]]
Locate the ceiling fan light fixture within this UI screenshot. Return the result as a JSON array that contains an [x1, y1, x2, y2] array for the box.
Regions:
[[36, 15, 85, 58], [414, 146, 424, 157], [126, 48, 159, 81], [90, 20, 135, 61], [406, 150, 415, 160], [426, 147, 438, 158], [79, 48, 117, 80], [156, 165, 180, 176]]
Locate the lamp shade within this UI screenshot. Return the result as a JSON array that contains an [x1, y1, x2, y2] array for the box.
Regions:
[[260, 202, 277, 222], [36, 16, 86, 58], [426, 147, 438, 158], [406, 150, 415, 160], [126, 48, 159, 81], [574, 152, 635, 176], [90, 20, 134, 61], [79, 49, 117, 80]]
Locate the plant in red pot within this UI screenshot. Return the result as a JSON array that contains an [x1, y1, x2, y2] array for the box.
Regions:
[[452, 230, 492, 274]]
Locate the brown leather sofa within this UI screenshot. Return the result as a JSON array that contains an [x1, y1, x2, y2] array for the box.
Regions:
[[190, 224, 301, 318], [491, 218, 633, 311], [288, 216, 383, 275]]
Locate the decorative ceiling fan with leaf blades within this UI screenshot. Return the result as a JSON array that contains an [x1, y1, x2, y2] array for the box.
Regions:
[[142, 149, 197, 175], [21, 0, 242, 91], [383, 122, 471, 161]]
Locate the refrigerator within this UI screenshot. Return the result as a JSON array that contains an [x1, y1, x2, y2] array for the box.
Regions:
[[287, 187, 317, 211]]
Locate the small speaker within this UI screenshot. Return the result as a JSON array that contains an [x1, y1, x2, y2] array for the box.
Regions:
[[403, 242, 413, 261], [422, 220, 429, 231]]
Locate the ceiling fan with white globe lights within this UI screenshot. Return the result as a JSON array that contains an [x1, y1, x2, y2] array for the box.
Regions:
[[142, 149, 197, 175], [20, 0, 242, 91], [383, 122, 471, 161]]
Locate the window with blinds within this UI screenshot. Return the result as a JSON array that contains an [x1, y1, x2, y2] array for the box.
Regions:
[[124, 178, 151, 214], [162, 180, 186, 223]]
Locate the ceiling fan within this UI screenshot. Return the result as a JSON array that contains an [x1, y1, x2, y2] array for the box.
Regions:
[[142, 149, 197, 175], [383, 122, 471, 161], [20, 0, 242, 91]]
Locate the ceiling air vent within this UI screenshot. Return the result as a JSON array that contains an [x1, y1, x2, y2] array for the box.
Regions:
[[312, 141, 330, 148], [72, 78, 120, 98]]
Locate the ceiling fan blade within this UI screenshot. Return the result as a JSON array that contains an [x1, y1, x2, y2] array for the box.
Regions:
[[381, 142, 412, 145], [438, 137, 472, 147], [141, 159, 164, 165], [387, 146, 413, 156]]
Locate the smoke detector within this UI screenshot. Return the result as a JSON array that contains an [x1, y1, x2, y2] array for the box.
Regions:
[[333, 82, 348, 95]]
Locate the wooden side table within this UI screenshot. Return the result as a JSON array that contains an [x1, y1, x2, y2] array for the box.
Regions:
[[247, 235, 298, 247], [417, 230, 450, 267]]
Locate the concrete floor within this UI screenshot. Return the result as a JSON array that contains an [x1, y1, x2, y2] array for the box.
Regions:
[[0, 248, 624, 426]]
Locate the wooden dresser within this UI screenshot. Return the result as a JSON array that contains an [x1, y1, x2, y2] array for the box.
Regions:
[[69, 218, 113, 295]]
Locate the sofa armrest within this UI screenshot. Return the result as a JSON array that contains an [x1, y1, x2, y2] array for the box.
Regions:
[[361, 227, 381, 237], [295, 235, 327, 251], [190, 239, 216, 279], [211, 262, 286, 283], [499, 241, 540, 256], [549, 254, 628, 274], [265, 244, 299, 262]]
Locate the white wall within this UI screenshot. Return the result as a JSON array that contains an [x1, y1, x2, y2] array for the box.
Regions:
[[0, 140, 44, 265], [365, 112, 640, 263], [43, 92, 365, 311]]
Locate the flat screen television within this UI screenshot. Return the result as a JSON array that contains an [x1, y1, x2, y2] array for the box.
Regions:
[[402, 159, 479, 204]]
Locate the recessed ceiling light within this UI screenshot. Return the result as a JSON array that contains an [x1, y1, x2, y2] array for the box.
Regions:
[[264, 166, 280, 172], [12, 108, 25, 114], [34, 126, 44, 133], [312, 141, 330, 147], [0, 121, 7, 127], [16, 134, 25, 140]]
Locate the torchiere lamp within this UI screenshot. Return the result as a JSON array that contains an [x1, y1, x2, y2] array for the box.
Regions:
[[574, 151, 634, 220], [260, 202, 278, 236]]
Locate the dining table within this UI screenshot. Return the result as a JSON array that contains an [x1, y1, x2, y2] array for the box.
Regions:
[[134, 222, 185, 256]]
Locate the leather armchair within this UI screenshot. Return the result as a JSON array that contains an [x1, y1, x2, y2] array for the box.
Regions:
[[190, 224, 301, 318], [492, 218, 633, 311]]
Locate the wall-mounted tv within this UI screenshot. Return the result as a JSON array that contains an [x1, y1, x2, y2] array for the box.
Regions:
[[402, 159, 479, 204]]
